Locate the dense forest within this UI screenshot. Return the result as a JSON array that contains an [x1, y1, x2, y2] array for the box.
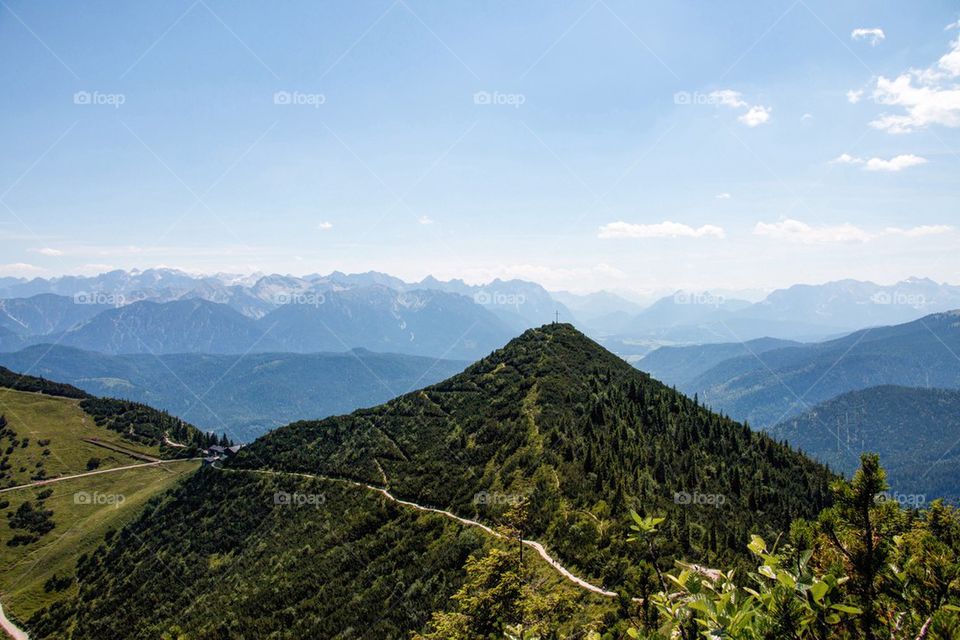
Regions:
[[21, 324, 849, 639], [232, 325, 834, 583], [24, 467, 603, 638], [0, 365, 89, 399]]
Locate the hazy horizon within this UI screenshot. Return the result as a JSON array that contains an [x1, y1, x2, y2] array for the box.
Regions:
[[2, 265, 958, 301]]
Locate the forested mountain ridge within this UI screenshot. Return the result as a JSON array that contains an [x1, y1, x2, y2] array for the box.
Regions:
[[21, 323, 837, 639], [770, 385, 960, 499], [639, 336, 801, 388], [685, 310, 960, 428], [232, 323, 834, 579]]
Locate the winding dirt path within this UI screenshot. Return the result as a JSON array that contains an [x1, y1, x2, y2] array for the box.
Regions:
[[0, 602, 28, 640], [237, 467, 629, 600], [0, 458, 200, 495]]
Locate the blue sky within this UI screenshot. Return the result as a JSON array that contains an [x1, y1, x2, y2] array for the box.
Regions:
[[1, 0, 959, 294]]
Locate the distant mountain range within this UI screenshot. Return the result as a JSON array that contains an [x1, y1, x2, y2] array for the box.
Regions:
[[0, 290, 514, 360], [0, 268, 572, 332], [0, 344, 466, 441], [640, 337, 801, 388], [640, 310, 960, 429], [770, 386, 960, 500], [603, 277, 960, 356], [2, 269, 959, 359]]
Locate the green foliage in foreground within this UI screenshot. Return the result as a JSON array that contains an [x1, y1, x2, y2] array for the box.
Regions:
[[623, 453, 960, 640], [412, 454, 960, 639]]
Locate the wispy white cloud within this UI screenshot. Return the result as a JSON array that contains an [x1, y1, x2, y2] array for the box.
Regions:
[[599, 220, 726, 239], [708, 89, 771, 127], [32, 247, 63, 256], [318, 221, 333, 230], [829, 153, 927, 171], [864, 154, 928, 171], [417, 215, 434, 225], [870, 35, 960, 133], [885, 224, 953, 237], [738, 105, 771, 127], [753, 219, 872, 244], [801, 112, 814, 121], [851, 28, 885, 46], [708, 89, 747, 108], [715, 192, 732, 199], [0, 262, 44, 274], [830, 153, 864, 165], [755, 219, 952, 244], [846, 89, 864, 103]]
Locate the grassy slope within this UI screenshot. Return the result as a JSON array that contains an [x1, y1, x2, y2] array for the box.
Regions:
[[0, 388, 200, 623], [0, 389, 160, 486], [0, 461, 198, 620]]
